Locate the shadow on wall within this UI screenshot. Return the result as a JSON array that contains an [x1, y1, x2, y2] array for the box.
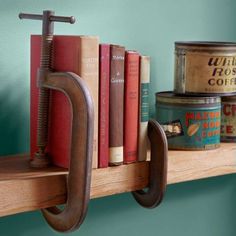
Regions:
[[0, 68, 29, 156], [86, 174, 236, 236]]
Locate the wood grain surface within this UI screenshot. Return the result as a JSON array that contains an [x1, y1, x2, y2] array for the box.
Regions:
[[0, 143, 235, 217]]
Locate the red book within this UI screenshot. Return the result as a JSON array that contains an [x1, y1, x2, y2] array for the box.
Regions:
[[124, 51, 140, 163], [31, 35, 99, 168], [98, 44, 110, 168]]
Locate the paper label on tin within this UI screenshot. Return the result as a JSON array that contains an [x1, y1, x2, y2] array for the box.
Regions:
[[185, 53, 236, 93], [221, 102, 236, 137], [161, 119, 184, 138], [156, 104, 221, 149], [174, 52, 186, 93]]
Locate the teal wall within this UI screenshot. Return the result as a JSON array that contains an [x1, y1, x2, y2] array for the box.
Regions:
[[0, 0, 236, 235]]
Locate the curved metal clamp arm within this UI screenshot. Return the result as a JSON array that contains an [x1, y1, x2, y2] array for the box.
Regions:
[[132, 119, 168, 208], [41, 72, 94, 232]]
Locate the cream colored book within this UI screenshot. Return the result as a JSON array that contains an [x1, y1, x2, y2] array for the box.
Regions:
[[78, 36, 99, 168], [138, 56, 150, 161]]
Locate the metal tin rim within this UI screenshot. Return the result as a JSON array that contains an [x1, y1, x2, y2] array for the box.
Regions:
[[168, 143, 221, 150], [222, 96, 236, 102], [156, 91, 221, 105], [175, 41, 236, 47], [221, 137, 236, 142], [174, 91, 236, 97]]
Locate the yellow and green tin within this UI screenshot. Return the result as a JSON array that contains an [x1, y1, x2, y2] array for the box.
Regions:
[[221, 96, 236, 142], [155, 92, 221, 150]]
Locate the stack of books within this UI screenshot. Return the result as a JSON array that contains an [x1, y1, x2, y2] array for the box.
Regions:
[[30, 35, 150, 169]]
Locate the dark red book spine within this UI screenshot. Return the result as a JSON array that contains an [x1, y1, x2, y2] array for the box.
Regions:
[[98, 44, 110, 168], [30, 35, 41, 162], [124, 51, 140, 163], [109, 45, 125, 165]]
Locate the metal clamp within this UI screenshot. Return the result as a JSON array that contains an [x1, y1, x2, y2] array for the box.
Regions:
[[132, 119, 168, 208], [19, 11, 94, 232], [41, 72, 94, 232]]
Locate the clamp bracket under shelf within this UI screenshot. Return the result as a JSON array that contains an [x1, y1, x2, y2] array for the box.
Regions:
[[0, 143, 235, 218]]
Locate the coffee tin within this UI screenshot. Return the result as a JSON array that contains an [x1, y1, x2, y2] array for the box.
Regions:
[[221, 96, 236, 142], [155, 92, 221, 150], [174, 41, 236, 96]]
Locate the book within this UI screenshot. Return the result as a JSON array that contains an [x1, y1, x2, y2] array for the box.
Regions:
[[109, 45, 125, 165], [124, 51, 140, 164], [138, 56, 150, 161], [31, 35, 99, 168], [98, 44, 110, 168]]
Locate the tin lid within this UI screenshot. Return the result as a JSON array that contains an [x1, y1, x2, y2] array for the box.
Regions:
[[175, 41, 236, 51], [222, 96, 236, 102], [175, 41, 236, 47], [156, 91, 221, 105]]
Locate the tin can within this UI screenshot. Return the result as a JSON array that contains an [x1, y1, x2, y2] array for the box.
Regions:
[[174, 41, 236, 96], [221, 96, 236, 142], [155, 92, 221, 150]]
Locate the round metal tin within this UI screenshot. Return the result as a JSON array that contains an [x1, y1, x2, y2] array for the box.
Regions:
[[155, 92, 221, 150], [221, 96, 236, 142], [174, 41, 236, 96]]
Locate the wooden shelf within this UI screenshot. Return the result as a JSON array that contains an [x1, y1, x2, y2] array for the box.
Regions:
[[0, 143, 235, 217]]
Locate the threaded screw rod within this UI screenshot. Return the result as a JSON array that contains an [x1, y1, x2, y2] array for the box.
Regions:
[[19, 10, 75, 167]]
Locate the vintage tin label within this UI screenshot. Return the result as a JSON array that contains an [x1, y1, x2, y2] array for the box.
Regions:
[[221, 101, 236, 141], [174, 50, 186, 94], [185, 54, 236, 93], [156, 93, 221, 150], [174, 42, 236, 95]]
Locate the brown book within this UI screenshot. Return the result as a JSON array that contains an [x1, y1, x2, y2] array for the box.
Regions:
[[109, 45, 125, 165]]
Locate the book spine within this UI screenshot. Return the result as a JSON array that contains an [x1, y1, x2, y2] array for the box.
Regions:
[[109, 45, 125, 165], [98, 44, 110, 168], [30, 35, 41, 161], [124, 51, 140, 163], [138, 56, 150, 161], [77, 36, 99, 169], [31, 35, 99, 168]]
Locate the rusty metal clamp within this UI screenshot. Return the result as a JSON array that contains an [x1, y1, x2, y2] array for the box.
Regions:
[[19, 11, 94, 232], [42, 72, 94, 232], [132, 119, 168, 208]]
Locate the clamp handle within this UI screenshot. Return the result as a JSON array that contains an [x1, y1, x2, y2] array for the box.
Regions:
[[19, 10, 75, 35], [19, 12, 75, 24]]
